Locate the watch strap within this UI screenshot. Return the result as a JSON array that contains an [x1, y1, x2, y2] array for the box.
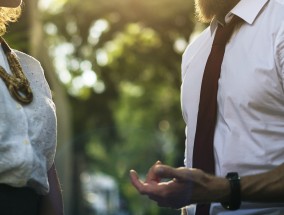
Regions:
[[221, 172, 241, 210]]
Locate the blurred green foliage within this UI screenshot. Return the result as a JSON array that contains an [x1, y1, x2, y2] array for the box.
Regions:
[[47, 0, 196, 214], [8, 0, 197, 214]]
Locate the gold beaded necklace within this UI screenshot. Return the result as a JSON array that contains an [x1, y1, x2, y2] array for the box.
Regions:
[[0, 37, 33, 104]]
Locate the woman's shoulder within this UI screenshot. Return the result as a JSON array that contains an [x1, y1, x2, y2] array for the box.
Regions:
[[13, 50, 45, 74], [14, 49, 39, 62]]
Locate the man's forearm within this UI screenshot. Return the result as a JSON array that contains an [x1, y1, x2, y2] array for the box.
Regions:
[[241, 163, 284, 202]]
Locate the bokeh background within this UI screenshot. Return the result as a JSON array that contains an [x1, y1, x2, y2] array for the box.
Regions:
[[6, 0, 205, 214]]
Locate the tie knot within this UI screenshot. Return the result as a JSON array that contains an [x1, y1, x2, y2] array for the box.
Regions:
[[213, 16, 242, 46]]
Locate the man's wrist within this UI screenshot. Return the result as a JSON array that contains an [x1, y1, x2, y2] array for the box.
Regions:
[[221, 172, 241, 210]]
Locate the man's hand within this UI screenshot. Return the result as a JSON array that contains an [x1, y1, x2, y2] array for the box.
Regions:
[[130, 162, 230, 209]]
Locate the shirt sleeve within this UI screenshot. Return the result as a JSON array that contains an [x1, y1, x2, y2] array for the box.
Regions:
[[275, 21, 284, 89]]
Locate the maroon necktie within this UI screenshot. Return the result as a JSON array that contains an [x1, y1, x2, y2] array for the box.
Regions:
[[192, 16, 241, 215]]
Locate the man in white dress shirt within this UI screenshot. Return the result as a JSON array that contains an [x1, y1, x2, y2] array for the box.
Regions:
[[130, 0, 284, 214]]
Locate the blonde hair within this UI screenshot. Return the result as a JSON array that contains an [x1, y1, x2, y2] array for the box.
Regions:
[[0, 6, 21, 36]]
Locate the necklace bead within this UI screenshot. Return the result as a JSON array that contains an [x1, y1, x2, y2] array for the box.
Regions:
[[0, 37, 33, 104]]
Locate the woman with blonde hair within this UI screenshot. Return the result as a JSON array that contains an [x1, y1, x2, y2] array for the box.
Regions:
[[0, 1, 63, 215]]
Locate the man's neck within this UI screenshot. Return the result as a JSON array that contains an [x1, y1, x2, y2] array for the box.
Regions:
[[216, 0, 240, 24]]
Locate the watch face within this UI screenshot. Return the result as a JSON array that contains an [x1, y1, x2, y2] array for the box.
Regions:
[[226, 172, 239, 180], [0, 0, 22, 8]]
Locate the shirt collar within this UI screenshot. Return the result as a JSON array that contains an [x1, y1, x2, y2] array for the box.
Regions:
[[210, 0, 269, 35]]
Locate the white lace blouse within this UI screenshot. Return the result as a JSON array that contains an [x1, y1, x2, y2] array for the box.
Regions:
[[0, 46, 57, 195]]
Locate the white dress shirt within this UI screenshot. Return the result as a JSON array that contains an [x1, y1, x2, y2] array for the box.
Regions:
[[0, 46, 57, 194], [181, 0, 284, 214]]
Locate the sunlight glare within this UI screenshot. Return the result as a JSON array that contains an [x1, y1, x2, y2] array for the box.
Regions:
[[88, 19, 109, 45], [82, 70, 97, 87], [174, 38, 188, 54], [71, 76, 84, 92], [80, 60, 92, 71], [93, 81, 105, 94], [58, 69, 72, 84], [44, 23, 58, 35], [96, 49, 109, 66], [38, 0, 67, 12]]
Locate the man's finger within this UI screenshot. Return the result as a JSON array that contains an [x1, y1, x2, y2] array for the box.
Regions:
[[129, 170, 142, 189], [154, 165, 193, 182], [129, 170, 150, 195], [146, 161, 162, 183]]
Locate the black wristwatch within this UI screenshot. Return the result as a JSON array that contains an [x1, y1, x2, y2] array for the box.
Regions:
[[221, 172, 241, 210]]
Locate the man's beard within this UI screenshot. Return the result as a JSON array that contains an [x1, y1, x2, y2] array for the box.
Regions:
[[194, 0, 238, 23], [194, 0, 217, 23]]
